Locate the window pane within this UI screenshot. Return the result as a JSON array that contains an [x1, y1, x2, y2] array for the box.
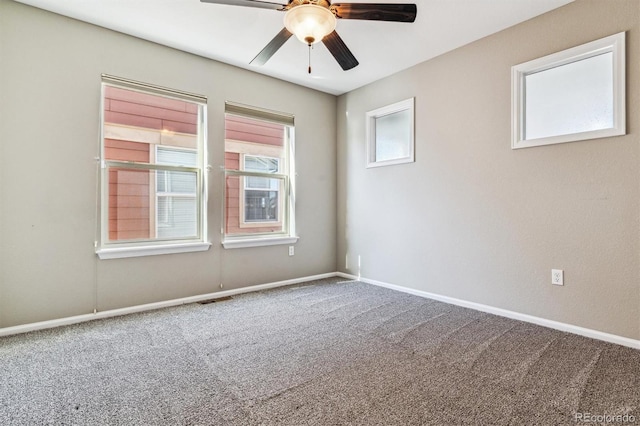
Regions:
[[108, 168, 153, 241], [108, 167, 198, 241], [524, 52, 614, 140], [375, 109, 411, 162]]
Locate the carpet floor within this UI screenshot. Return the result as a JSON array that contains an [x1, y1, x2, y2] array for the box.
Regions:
[[1, 278, 638, 425]]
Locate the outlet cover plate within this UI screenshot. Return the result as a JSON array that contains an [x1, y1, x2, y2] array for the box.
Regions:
[[552, 269, 564, 286]]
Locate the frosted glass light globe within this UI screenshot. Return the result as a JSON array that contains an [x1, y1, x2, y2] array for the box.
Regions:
[[284, 4, 337, 45]]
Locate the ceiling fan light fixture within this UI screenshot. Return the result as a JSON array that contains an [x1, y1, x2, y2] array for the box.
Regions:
[[284, 4, 336, 45]]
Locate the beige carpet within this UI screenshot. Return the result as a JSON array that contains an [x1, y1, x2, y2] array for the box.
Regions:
[[1, 278, 638, 425]]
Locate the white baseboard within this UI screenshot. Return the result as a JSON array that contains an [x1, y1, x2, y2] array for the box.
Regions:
[[0, 272, 339, 338], [4, 271, 638, 350], [337, 272, 640, 350]]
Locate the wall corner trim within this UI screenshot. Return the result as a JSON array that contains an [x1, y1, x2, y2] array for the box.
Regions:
[[336, 272, 640, 350]]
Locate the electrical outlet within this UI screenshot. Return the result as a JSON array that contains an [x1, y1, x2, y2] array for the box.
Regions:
[[288, 246, 295, 256], [551, 269, 563, 286]]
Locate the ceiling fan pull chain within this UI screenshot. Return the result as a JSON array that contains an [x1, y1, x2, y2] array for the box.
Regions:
[[308, 43, 312, 74]]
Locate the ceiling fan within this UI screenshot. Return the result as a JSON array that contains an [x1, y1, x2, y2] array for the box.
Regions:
[[200, 0, 417, 72]]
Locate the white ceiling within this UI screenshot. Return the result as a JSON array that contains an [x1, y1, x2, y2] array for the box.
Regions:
[[14, 0, 573, 95]]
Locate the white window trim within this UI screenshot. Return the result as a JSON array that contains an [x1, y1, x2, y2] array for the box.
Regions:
[[511, 32, 625, 149], [221, 236, 299, 250], [97, 242, 211, 259], [366, 97, 415, 168], [97, 76, 209, 259]]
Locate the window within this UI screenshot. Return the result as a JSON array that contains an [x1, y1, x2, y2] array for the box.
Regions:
[[97, 75, 210, 259], [511, 32, 625, 149], [366, 98, 415, 168], [223, 102, 297, 249]]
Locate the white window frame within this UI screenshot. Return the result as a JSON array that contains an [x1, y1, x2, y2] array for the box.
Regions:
[[511, 32, 625, 149], [96, 75, 210, 259], [366, 97, 415, 168], [222, 103, 298, 249]]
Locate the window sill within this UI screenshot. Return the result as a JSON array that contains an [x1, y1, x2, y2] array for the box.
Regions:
[[222, 236, 299, 249], [96, 241, 211, 259]]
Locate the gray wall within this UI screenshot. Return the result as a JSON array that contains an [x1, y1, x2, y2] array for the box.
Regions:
[[0, 0, 337, 328], [337, 0, 640, 340]]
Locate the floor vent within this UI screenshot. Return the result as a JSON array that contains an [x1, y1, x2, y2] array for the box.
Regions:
[[199, 296, 233, 305]]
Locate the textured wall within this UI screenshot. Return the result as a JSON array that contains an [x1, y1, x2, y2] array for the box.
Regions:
[[337, 0, 640, 340], [0, 0, 337, 327]]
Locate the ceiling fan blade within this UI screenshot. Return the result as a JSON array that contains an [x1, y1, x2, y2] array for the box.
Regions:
[[331, 3, 417, 22], [200, 0, 287, 11], [322, 30, 359, 71], [250, 27, 293, 66]]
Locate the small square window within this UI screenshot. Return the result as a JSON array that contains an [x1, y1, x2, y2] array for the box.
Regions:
[[366, 98, 415, 168], [511, 32, 625, 149]]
